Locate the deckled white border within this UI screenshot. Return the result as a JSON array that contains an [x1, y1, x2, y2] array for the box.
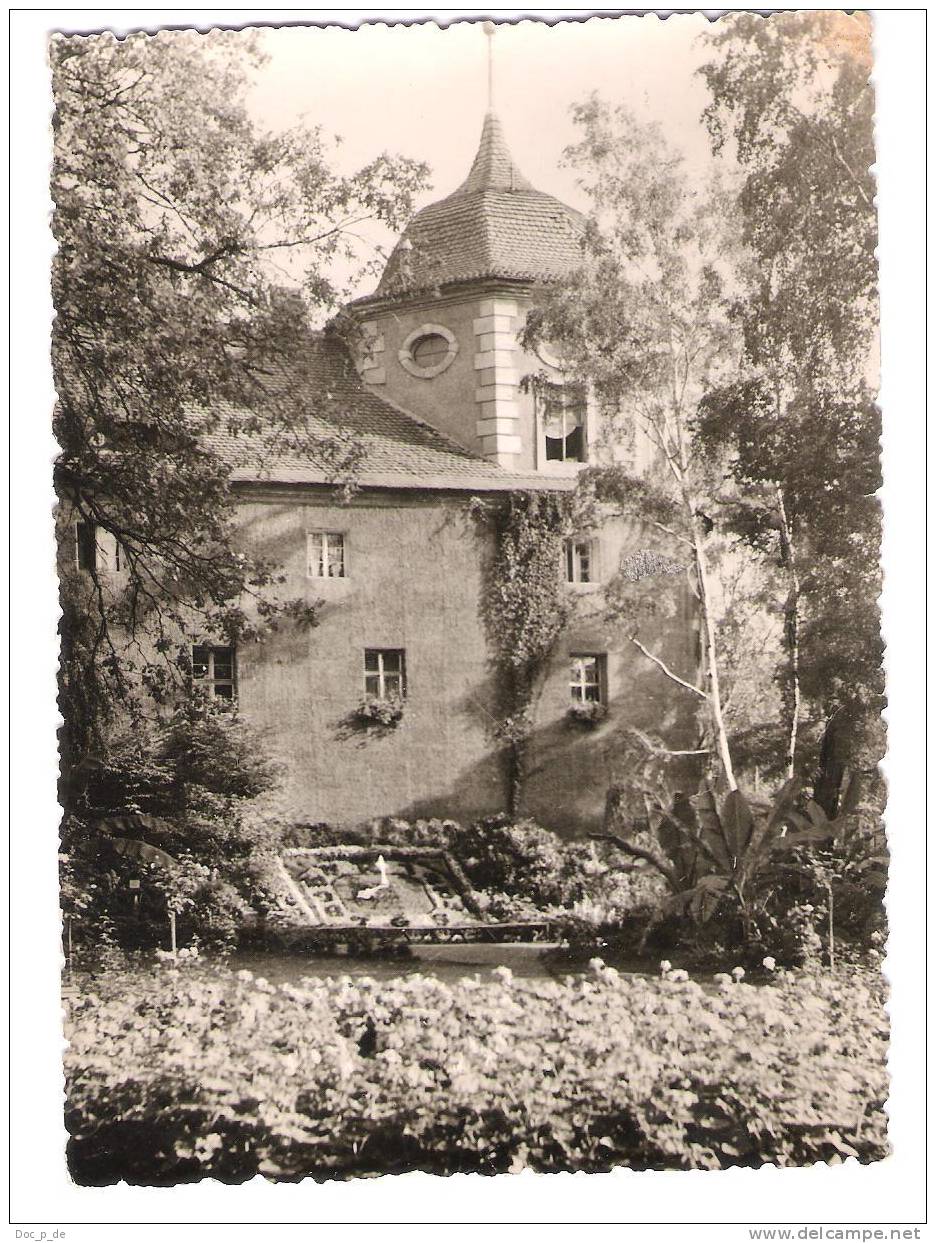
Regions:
[[7, 7, 926, 1233]]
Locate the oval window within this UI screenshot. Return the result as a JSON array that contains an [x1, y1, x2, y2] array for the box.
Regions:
[[399, 323, 458, 378], [411, 333, 450, 369]]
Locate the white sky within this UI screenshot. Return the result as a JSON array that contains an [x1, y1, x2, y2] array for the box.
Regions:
[[245, 14, 720, 301]]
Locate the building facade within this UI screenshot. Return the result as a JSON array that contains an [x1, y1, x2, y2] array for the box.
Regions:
[[68, 112, 699, 837], [216, 113, 700, 836]]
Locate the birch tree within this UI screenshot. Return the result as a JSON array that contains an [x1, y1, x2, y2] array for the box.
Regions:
[[698, 12, 881, 797], [525, 98, 744, 790]]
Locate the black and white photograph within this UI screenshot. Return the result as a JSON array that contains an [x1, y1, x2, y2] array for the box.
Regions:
[[6, 4, 928, 1231]]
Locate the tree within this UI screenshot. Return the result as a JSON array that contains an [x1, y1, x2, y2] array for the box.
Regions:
[[524, 97, 744, 790], [698, 12, 882, 798], [52, 32, 428, 769], [61, 691, 288, 950]]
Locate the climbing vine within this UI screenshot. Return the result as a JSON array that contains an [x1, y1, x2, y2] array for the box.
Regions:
[[473, 490, 576, 814]]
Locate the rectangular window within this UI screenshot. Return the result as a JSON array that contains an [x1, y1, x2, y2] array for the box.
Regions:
[[192, 644, 236, 700], [74, 521, 122, 572], [570, 654, 605, 704], [564, 538, 594, 584], [307, 531, 346, 578], [543, 383, 586, 463], [75, 521, 97, 572], [364, 649, 405, 700]]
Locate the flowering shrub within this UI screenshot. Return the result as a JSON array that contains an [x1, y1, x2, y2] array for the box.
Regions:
[[566, 701, 608, 728], [355, 697, 405, 727], [65, 961, 887, 1183]]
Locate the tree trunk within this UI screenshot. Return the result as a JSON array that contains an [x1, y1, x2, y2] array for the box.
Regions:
[[775, 486, 801, 780], [689, 516, 737, 791], [814, 711, 850, 818], [507, 739, 525, 818]]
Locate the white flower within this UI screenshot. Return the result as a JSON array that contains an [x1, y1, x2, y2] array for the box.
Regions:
[[713, 972, 732, 986], [492, 965, 513, 985], [236, 969, 254, 982], [731, 966, 746, 980], [194, 1133, 223, 1162], [762, 956, 777, 971], [659, 960, 672, 975], [177, 947, 190, 959], [667, 969, 689, 983]]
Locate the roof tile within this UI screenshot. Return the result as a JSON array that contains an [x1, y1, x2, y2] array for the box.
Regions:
[[209, 333, 571, 493], [359, 113, 584, 302]]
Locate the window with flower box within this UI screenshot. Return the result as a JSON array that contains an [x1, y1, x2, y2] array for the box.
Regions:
[[364, 649, 405, 700], [570, 654, 606, 704]]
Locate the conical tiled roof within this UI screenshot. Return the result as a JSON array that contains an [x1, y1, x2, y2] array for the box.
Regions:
[[366, 112, 584, 300], [451, 111, 535, 195]]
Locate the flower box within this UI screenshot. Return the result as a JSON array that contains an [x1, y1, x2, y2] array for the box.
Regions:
[[355, 696, 405, 727], [567, 701, 608, 728]]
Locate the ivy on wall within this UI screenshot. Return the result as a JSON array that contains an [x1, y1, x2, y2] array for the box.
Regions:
[[472, 490, 576, 815]]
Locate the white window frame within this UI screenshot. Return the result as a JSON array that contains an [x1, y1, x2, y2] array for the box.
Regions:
[[570, 654, 605, 704], [192, 644, 237, 700], [307, 530, 347, 579], [363, 649, 406, 700]]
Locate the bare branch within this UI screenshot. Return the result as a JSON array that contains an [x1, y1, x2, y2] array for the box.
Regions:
[[589, 833, 680, 891], [628, 635, 707, 699], [628, 725, 709, 758]]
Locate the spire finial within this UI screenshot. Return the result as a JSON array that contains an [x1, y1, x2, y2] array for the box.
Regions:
[[483, 21, 496, 112]]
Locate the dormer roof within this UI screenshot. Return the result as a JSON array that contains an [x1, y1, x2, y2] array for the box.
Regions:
[[360, 112, 584, 304]]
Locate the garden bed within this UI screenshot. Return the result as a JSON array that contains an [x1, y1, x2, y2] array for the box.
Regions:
[[64, 960, 888, 1182]]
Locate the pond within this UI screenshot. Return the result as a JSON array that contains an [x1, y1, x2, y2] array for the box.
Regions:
[[227, 943, 662, 988]]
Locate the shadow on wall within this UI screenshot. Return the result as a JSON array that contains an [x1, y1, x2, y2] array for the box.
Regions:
[[396, 707, 702, 840]]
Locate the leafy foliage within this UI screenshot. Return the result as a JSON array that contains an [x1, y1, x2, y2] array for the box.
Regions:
[[601, 773, 886, 961], [567, 701, 608, 728], [473, 491, 575, 812], [65, 961, 888, 1181], [645, 782, 829, 936], [698, 12, 882, 791], [52, 32, 428, 761], [62, 695, 285, 949], [521, 97, 744, 790]]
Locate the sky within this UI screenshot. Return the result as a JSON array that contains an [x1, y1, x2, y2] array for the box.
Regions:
[[243, 14, 722, 303]]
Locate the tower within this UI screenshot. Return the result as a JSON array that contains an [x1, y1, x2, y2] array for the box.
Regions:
[[349, 110, 587, 472]]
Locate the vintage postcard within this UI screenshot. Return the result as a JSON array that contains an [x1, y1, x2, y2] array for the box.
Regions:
[[9, 5, 925, 1230]]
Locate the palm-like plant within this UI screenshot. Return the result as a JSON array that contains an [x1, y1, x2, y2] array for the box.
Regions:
[[594, 780, 838, 944]]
